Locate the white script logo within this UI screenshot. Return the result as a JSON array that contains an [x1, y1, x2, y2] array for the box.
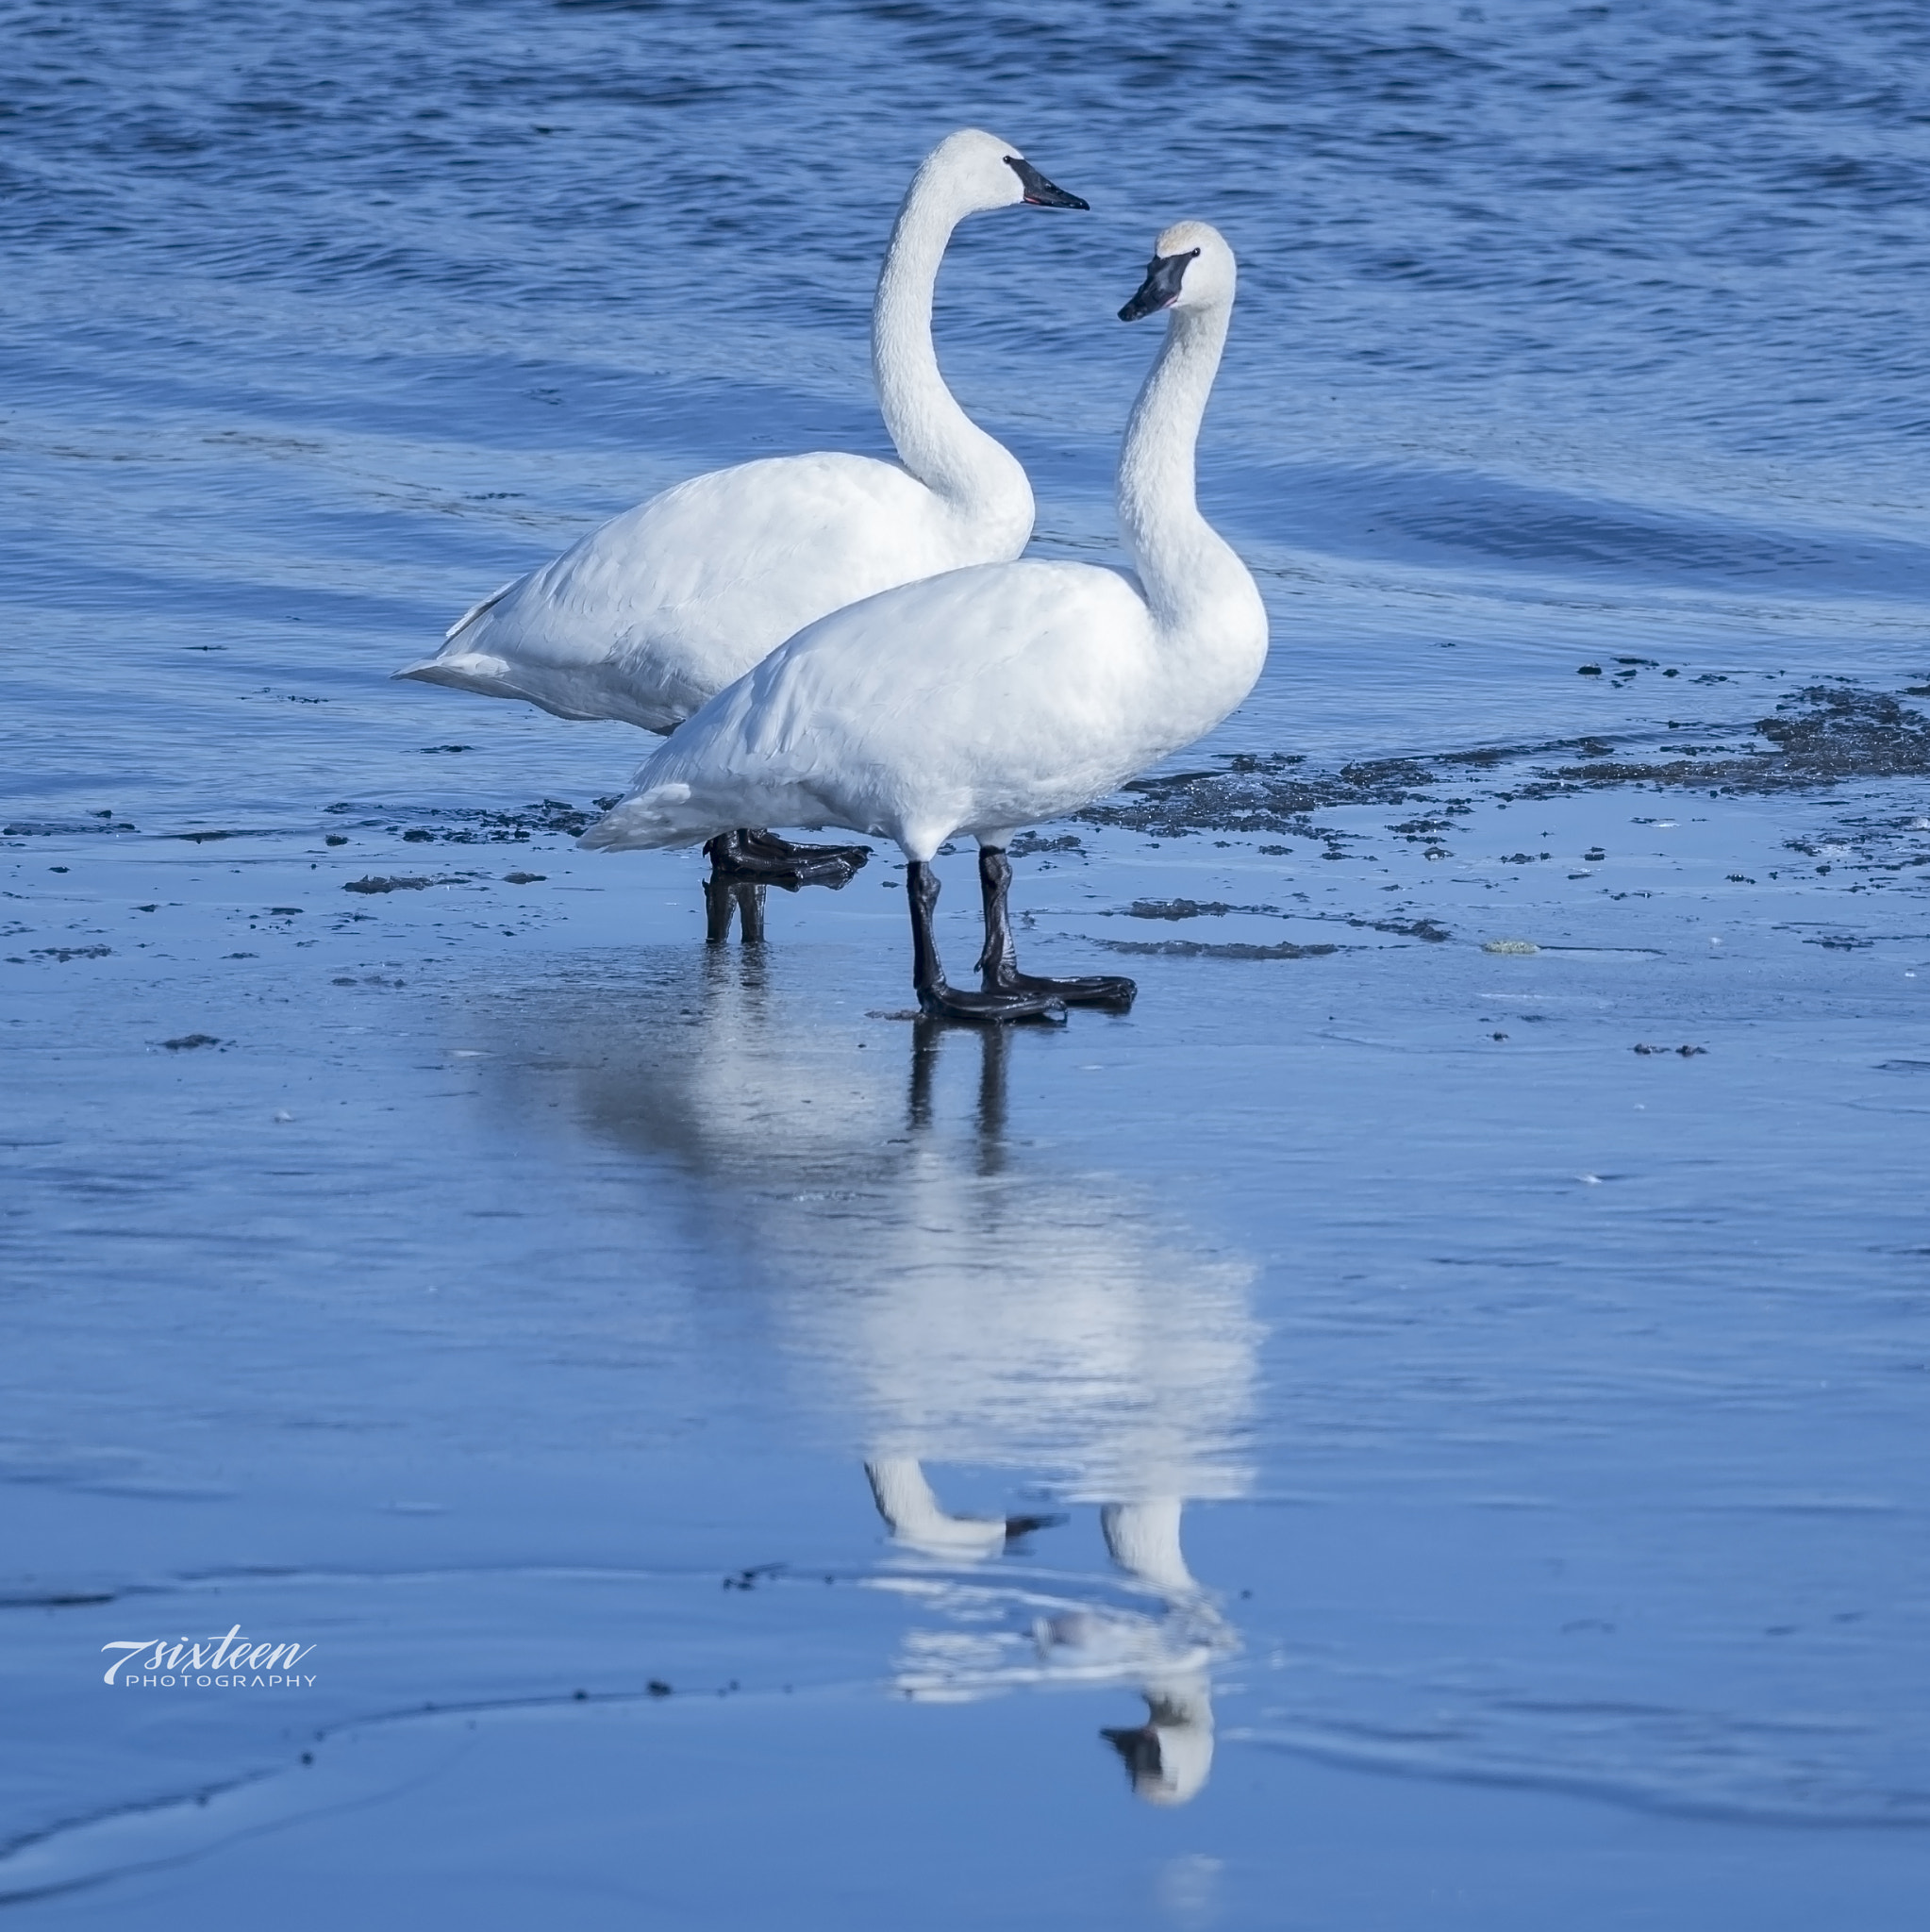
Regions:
[[101, 1625, 316, 1689]]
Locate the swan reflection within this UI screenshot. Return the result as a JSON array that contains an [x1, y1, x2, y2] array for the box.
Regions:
[[486, 949, 1260, 1806], [869, 1468, 1226, 1804]]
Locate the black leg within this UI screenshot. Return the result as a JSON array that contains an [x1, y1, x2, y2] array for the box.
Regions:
[[976, 846, 1137, 1010], [907, 860, 1064, 1024], [736, 880, 766, 944], [703, 874, 766, 944], [704, 827, 867, 891]]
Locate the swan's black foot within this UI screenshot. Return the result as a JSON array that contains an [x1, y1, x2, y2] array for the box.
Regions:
[[973, 846, 1137, 1011], [907, 858, 1063, 1024], [985, 967, 1138, 1012], [739, 827, 872, 873], [705, 828, 860, 891], [917, 979, 1066, 1026]]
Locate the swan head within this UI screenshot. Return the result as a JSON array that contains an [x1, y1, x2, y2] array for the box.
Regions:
[[1118, 221, 1235, 323], [920, 127, 1089, 215]]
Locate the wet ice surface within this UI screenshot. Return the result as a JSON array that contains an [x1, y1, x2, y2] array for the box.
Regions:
[[8, 0, 1930, 1922], [7, 734, 1930, 1924]]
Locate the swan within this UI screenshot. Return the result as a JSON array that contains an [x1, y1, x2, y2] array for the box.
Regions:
[[580, 222, 1269, 1024], [395, 128, 1088, 901]]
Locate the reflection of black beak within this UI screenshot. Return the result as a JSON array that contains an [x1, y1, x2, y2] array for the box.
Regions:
[[1004, 155, 1090, 209], [1102, 1723, 1162, 1785], [1119, 248, 1198, 323]]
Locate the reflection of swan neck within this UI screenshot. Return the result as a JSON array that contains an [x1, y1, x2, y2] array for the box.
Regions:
[[866, 1457, 1005, 1557], [1102, 1498, 1195, 1596]]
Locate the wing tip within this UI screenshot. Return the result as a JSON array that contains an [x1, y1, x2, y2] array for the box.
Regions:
[[444, 577, 520, 642]]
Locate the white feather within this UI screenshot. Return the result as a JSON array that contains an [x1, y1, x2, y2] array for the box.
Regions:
[[396, 130, 1059, 732], [584, 222, 1268, 868]]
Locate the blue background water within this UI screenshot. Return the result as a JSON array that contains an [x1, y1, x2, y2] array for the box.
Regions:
[[11, 0, 1930, 827], [5, 2, 1930, 1924]]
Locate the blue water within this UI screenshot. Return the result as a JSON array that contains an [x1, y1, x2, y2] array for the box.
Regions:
[[6, 2, 1930, 1924]]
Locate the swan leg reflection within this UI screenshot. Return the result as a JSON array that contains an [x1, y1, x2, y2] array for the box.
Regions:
[[975, 845, 1137, 1009], [704, 827, 869, 891], [908, 860, 1065, 1024], [907, 1015, 1011, 1171]]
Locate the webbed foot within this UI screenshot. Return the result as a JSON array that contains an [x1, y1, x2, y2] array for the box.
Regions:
[[739, 827, 872, 873], [706, 828, 861, 891], [985, 966, 1137, 1011], [918, 979, 1066, 1026]]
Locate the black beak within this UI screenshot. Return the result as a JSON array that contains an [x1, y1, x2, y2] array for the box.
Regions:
[[1118, 248, 1199, 323], [1004, 155, 1089, 210]]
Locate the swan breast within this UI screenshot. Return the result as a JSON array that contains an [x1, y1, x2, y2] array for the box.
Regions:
[[642, 558, 1173, 847]]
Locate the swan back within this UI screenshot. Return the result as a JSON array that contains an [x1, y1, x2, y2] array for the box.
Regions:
[[401, 131, 1080, 731]]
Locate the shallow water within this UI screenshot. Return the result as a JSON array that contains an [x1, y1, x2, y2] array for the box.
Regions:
[[5, 1, 1930, 1923]]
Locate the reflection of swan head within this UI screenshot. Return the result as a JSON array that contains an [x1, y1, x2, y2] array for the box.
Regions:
[[866, 1457, 1062, 1560], [918, 128, 1089, 217], [1102, 1679, 1216, 1807]]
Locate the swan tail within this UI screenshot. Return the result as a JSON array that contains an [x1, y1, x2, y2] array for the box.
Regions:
[[389, 575, 537, 695], [577, 784, 708, 852], [392, 650, 516, 693], [393, 650, 667, 727]]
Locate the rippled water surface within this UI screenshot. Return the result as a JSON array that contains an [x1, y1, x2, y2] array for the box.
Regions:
[[6, 2, 1930, 1924]]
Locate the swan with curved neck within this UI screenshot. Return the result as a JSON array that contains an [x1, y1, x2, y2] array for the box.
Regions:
[[582, 222, 1268, 1024], [397, 129, 1087, 896]]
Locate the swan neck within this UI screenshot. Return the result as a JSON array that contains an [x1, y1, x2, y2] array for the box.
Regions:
[[1116, 302, 1234, 622], [872, 175, 1027, 516]]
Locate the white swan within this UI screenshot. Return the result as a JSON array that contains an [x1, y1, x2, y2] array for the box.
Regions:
[[397, 128, 1087, 894], [581, 222, 1269, 1022]]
